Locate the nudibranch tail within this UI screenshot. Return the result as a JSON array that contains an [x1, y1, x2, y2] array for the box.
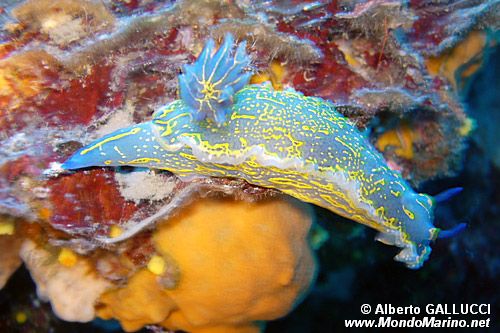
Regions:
[[178, 33, 252, 125], [61, 122, 161, 170]]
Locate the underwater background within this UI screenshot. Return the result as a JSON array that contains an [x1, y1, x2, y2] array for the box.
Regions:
[[0, 0, 498, 332]]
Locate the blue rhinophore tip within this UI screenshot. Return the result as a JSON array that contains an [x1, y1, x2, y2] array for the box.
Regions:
[[437, 222, 467, 239], [178, 33, 252, 124], [434, 187, 463, 203]]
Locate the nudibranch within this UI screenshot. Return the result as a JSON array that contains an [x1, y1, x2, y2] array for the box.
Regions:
[[63, 34, 453, 269]]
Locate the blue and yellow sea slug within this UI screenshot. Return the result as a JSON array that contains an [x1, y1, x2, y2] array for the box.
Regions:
[[62, 34, 460, 269]]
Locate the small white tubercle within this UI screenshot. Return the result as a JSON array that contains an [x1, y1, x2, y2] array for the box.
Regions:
[[43, 162, 67, 178]]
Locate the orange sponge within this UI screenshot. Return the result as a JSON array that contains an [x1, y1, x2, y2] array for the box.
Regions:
[[97, 196, 317, 332]]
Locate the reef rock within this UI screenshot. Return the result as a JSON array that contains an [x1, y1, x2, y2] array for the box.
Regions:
[[0, 235, 22, 289], [19, 239, 112, 322]]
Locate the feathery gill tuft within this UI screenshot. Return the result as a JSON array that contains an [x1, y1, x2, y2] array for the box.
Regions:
[[178, 33, 252, 125]]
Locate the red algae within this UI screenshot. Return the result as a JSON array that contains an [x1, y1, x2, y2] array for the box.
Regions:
[[47, 170, 138, 233], [292, 41, 370, 102], [408, 0, 499, 55], [409, 3, 448, 48], [37, 64, 115, 127]]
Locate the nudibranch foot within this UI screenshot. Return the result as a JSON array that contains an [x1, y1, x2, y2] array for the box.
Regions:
[[376, 228, 433, 270]]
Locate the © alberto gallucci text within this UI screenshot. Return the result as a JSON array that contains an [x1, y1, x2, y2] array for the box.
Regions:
[[375, 304, 491, 316], [345, 304, 491, 328]]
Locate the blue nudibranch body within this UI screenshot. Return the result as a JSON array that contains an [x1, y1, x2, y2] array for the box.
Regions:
[[63, 34, 444, 269]]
